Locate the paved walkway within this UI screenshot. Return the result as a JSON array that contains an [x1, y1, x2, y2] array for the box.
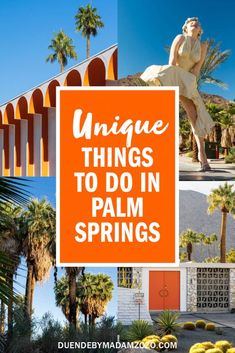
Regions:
[[179, 155, 235, 181], [151, 312, 235, 329]]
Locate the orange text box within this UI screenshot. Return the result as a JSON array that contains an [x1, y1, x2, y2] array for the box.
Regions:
[[57, 87, 178, 266]]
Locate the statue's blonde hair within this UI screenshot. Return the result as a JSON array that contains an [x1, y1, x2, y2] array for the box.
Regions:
[[182, 17, 203, 37]]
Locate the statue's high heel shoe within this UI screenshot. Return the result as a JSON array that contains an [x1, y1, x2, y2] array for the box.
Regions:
[[198, 162, 211, 172]]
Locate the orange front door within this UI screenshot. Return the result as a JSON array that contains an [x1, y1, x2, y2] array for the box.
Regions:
[[149, 271, 180, 310]]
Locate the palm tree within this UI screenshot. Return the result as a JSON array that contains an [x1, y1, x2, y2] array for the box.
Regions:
[[54, 276, 75, 322], [219, 105, 235, 155], [75, 4, 104, 58], [78, 273, 113, 326], [91, 273, 113, 325], [198, 39, 231, 89], [179, 111, 191, 151], [207, 182, 235, 262], [77, 272, 96, 326], [0, 203, 22, 341], [55, 272, 113, 327], [193, 40, 230, 161], [0, 300, 5, 338], [198, 232, 218, 259], [65, 267, 81, 329], [206, 103, 224, 144], [46, 31, 77, 72], [20, 199, 56, 321], [51, 224, 83, 329], [0, 178, 29, 209], [179, 229, 200, 261], [0, 178, 30, 348]]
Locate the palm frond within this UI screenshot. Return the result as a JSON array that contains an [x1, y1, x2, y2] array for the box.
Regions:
[[0, 252, 19, 304], [198, 39, 231, 89], [0, 178, 30, 206], [46, 31, 77, 71], [75, 4, 104, 37], [200, 76, 228, 89]]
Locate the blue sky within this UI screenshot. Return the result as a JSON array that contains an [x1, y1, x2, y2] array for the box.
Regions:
[[15, 178, 117, 324], [0, 0, 117, 104], [118, 0, 235, 100]]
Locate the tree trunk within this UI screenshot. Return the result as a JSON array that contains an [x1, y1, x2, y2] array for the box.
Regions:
[[192, 136, 199, 162], [224, 148, 229, 156], [91, 314, 96, 326], [30, 275, 36, 317], [0, 300, 5, 335], [86, 35, 90, 59], [60, 61, 64, 73], [220, 211, 227, 263], [68, 272, 77, 328], [6, 273, 14, 346], [187, 242, 193, 261], [54, 266, 58, 286], [25, 262, 34, 320], [215, 123, 222, 144]]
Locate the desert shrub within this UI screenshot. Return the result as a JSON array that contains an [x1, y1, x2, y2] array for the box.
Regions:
[[190, 342, 215, 353], [195, 320, 206, 329], [214, 340, 232, 353], [7, 297, 37, 353], [183, 321, 196, 330], [205, 323, 216, 331], [204, 257, 220, 263], [155, 310, 180, 334], [93, 316, 124, 343], [190, 343, 208, 353], [215, 327, 223, 335], [160, 335, 178, 351], [226, 248, 235, 263], [142, 335, 160, 343], [38, 315, 121, 353], [225, 154, 235, 163], [133, 340, 142, 343], [143, 337, 160, 350], [180, 251, 188, 262], [186, 151, 194, 158], [225, 148, 235, 163], [200, 342, 215, 350], [126, 320, 155, 341], [206, 349, 223, 353], [190, 349, 206, 353], [36, 314, 64, 353], [161, 334, 178, 343], [189, 343, 203, 353]]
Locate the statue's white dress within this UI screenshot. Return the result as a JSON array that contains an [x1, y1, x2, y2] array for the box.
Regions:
[[140, 35, 214, 137]]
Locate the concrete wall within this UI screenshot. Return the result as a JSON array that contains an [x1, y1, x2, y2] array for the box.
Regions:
[[117, 287, 152, 325], [229, 269, 235, 310], [187, 267, 197, 312]]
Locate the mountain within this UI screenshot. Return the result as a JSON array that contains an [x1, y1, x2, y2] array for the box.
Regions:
[[179, 189, 235, 262], [115, 73, 232, 106]]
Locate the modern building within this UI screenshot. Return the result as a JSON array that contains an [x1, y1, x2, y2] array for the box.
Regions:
[[0, 45, 117, 176], [117, 265, 235, 325]]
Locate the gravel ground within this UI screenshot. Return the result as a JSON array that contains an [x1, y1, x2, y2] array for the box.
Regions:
[[176, 327, 235, 353]]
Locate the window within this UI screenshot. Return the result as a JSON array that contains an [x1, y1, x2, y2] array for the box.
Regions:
[[118, 267, 133, 288], [197, 268, 229, 311]]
